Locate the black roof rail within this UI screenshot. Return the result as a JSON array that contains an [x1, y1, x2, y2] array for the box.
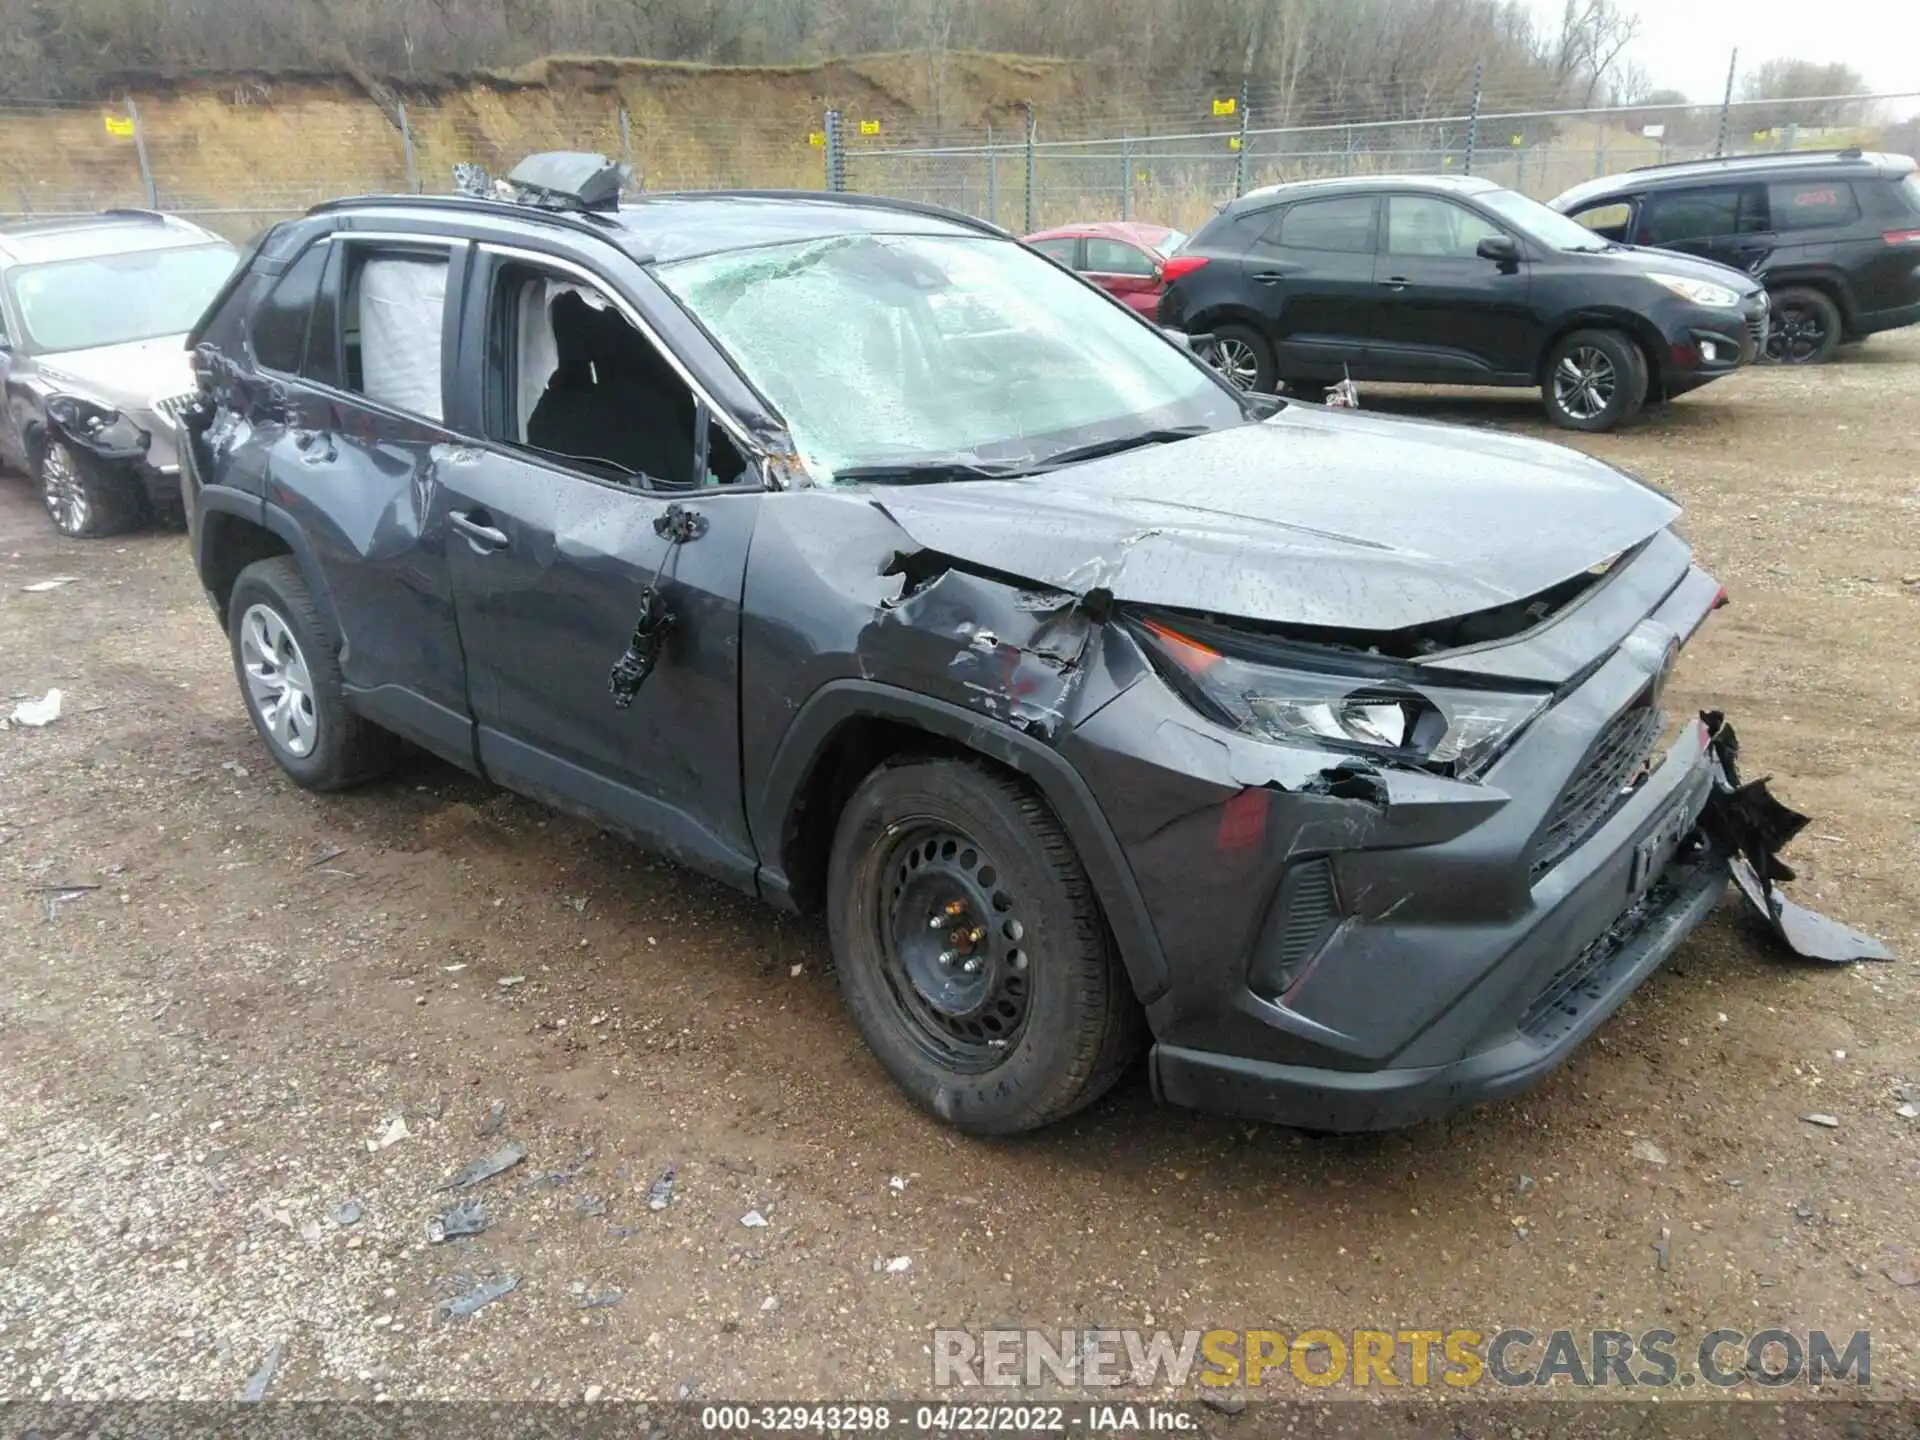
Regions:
[[641, 188, 1011, 239], [1628, 146, 1864, 175], [305, 191, 626, 240]]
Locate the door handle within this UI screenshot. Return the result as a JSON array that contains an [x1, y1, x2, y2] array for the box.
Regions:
[[450, 510, 509, 552], [1378, 276, 1411, 290], [1252, 271, 1287, 285]]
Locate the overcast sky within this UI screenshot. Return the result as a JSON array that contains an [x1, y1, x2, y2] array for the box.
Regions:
[[1523, 0, 1919, 108]]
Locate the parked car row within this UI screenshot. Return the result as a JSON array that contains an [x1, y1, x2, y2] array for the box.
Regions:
[[1029, 147, 1919, 432]]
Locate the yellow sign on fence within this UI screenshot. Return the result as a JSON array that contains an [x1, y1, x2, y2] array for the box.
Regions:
[[103, 114, 135, 138], [1213, 97, 1237, 117], [808, 131, 826, 148], [860, 119, 881, 136], [1228, 136, 1243, 151]]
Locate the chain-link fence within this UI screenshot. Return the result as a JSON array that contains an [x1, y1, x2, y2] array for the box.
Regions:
[[1, 61, 1911, 242]]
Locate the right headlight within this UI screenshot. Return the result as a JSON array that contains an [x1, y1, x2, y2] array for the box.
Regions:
[[1135, 617, 1551, 780]]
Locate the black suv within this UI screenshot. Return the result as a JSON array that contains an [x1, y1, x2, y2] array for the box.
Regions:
[[181, 154, 1753, 1136], [1549, 148, 1920, 365], [1159, 174, 1768, 431]]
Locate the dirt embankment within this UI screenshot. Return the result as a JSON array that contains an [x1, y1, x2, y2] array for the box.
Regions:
[[0, 51, 1099, 222]]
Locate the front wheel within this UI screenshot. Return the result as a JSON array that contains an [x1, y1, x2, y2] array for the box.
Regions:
[[826, 758, 1143, 1135], [1543, 329, 1648, 432], [1762, 286, 1842, 365], [38, 440, 145, 538]]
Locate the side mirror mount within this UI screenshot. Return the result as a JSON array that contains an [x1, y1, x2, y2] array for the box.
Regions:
[[1477, 235, 1521, 264]]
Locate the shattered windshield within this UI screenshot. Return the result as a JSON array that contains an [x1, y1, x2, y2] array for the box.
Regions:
[[9, 243, 237, 353], [655, 233, 1244, 482]]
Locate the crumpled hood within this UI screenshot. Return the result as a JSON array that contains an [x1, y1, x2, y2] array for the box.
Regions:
[[37, 336, 196, 415], [865, 405, 1680, 633]]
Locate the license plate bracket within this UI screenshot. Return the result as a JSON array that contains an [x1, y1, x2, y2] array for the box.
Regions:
[[1630, 791, 1698, 897]]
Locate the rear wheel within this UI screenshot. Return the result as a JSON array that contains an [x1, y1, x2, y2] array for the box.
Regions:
[[1763, 286, 1842, 365], [827, 758, 1143, 1135], [1197, 323, 1275, 393], [38, 440, 145, 538], [227, 556, 397, 790], [1543, 329, 1648, 432]]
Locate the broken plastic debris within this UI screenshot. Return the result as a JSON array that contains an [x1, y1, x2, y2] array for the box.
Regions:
[[1897, 1103, 1919, 1121], [575, 1194, 608, 1218], [1630, 1140, 1669, 1167], [1800, 1113, 1841, 1129], [21, 577, 75, 593], [885, 1255, 912, 1273], [889, 1175, 907, 1193], [647, 1165, 676, 1211], [367, 1114, 411, 1151], [437, 1273, 519, 1320], [1323, 375, 1360, 409], [440, 1141, 528, 1191], [426, 1198, 489, 1244], [740, 1210, 769, 1228], [332, 1200, 364, 1227], [497, 974, 527, 988], [580, 1288, 624, 1309], [241, 1342, 284, 1402], [10, 690, 62, 727], [1727, 855, 1893, 964], [476, 1099, 507, 1137]]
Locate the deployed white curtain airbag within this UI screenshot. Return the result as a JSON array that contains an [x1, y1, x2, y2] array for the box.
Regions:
[[514, 279, 615, 440], [358, 257, 448, 422]]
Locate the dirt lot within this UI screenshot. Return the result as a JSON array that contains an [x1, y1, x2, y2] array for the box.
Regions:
[[2, 333, 1918, 1412]]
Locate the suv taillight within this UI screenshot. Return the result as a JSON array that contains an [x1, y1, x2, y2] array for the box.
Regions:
[[1160, 255, 1211, 282], [1885, 229, 1920, 246]]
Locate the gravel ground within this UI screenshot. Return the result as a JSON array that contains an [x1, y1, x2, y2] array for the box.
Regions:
[[1, 333, 1917, 1413]]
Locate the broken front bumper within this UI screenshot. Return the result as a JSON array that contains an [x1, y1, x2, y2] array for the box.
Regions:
[[1148, 716, 1726, 1133]]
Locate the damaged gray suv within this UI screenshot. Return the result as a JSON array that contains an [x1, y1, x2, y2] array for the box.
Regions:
[[177, 154, 1876, 1137]]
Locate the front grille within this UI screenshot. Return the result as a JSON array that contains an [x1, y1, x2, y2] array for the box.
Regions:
[[1528, 696, 1663, 879], [153, 391, 198, 425], [1746, 313, 1768, 349]]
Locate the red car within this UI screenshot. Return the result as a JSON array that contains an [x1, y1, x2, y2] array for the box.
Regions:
[[1024, 221, 1192, 317]]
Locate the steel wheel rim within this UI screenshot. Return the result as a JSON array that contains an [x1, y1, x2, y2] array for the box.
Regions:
[[1554, 346, 1617, 420], [1764, 305, 1826, 364], [1205, 337, 1261, 390], [41, 444, 89, 535], [876, 823, 1031, 1072], [239, 603, 319, 759]]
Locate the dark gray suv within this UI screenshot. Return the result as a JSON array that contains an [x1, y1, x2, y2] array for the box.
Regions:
[[177, 154, 1814, 1136]]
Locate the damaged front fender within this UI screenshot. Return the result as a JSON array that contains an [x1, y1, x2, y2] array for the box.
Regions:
[[42, 393, 151, 464]]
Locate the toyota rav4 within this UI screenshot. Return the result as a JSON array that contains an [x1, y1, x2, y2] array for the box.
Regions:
[[178, 155, 1805, 1136]]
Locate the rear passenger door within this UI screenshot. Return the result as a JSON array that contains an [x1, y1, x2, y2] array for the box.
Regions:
[[242, 230, 478, 768], [1638, 184, 1773, 273], [1242, 195, 1380, 378], [434, 244, 762, 891], [1082, 236, 1163, 315]]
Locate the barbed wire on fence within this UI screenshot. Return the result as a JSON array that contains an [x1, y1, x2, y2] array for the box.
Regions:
[[0, 59, 1910, 242]]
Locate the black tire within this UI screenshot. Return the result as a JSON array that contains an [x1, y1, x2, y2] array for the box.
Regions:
[[227, 556, 397, 791], [1543, 328, 1648, 433], [1763, 286, 1843, 365], [826, 758, 1143, 1135], [1199, 323, 1276, 393], [37, 439, 145, 538]]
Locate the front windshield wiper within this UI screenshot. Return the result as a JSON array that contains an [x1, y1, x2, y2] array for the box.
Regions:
[[833, 459, 1027, 485], [1026, 425, 1215, 473]]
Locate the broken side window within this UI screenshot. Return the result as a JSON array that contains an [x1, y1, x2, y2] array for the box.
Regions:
[[480, 260, 747, 491], [340, 247, 449, 422], [248, 241, 327, 375]]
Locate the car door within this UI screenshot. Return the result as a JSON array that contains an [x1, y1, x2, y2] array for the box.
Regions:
[[435, 243, 762, 890], [1240, 195, 1380, 377], [1082, 236, 1163, 315], [1369, 193, 1534, 381], [1638, 184, 1774, 274], [240, 231, 478, 767], [0, 285, 26, 471]]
